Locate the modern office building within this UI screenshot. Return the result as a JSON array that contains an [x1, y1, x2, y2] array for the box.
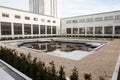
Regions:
[[0, 6, 60, 39], [61, 11, 120, 37], [0, 0, 120, 39], [29, 0, 60, 18]]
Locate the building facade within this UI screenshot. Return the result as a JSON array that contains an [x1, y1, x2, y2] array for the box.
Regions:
[[29, 0, 60, 18], [61, 11, 120, 37], [0, 6, 60, 39]]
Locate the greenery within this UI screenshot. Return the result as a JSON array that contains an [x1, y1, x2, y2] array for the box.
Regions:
[[84, 73, 92, 80], [0, 46, 107, 80], [70, 67, 79, 80], [0, 47, 82, 80], [99, 76, 105, 80]]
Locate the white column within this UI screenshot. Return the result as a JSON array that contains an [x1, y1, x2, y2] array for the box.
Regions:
[[78, 28, 80, 36], [51, 26, 53, 36], [85, 27, 87, 36], [0, 22, 1, 39], [102, 26, 104, 37], [46, 44, 48, 52], [22, 24, 24, 37], [39, 25, 41, 37], [11, 23, 14, 38], [93, 27, 95, 37], [71, 28, 73, 37], [45, 25, 47, 37], [113, 26, 115, 37], [31, 24, 33, 37]]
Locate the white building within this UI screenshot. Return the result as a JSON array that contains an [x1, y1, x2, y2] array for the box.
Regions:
[[29, 0, 61, 18], [0, 6, 60, 39], [61, 11, 120, 37]]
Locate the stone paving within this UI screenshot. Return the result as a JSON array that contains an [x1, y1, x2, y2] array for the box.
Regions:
[[0, 39, 120, 80]]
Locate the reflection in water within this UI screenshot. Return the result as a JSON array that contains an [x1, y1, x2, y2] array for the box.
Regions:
[[21, 41, 97, 52]]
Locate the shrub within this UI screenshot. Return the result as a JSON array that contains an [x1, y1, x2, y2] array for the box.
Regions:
[[70, 67, 79, 80], [84, 73, 92, 80]]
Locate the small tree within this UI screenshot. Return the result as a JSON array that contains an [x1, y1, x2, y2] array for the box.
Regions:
[[48, 61, 58, 80], [84, 73, 92, 80], [59, 65, 66, 80], [70, 67, 79, 80]]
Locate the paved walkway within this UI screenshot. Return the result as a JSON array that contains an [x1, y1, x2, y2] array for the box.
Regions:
[[0, 39, 120, 80]]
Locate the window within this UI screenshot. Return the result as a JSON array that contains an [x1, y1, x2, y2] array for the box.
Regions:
[[41, 19, 45, 22], [79, 28, 85, 34], [47, 20, 51, 23], [53, 20, 56, 23], [25, 16, 30, 20], [95, 17, 103, 21], [66, 28, 71, 34], [33, 25, 39, 34], [52, 26, 56, 34], [104, 16, 113, 21], [87, 27, 93, 34], [115, 26, 120, 34], [47, 26, 51, 34], [24, 24, 31, 35], [95, 27, 102, 34], [14, 23, 22, 35], [66, 20, 71, 24], [15, 15, 21, 19], [73, 28, 78, 34], [115, 15, 120, 20], [34, 18, 38, 21], [104, 26, 113, 34], [79, 19, 85, 23], [1, 22, 11, 35], [72, 20, 78, 23], [40, 25, 45, 34], [2, 13, 9, 18], [86, 18, 94, 22]]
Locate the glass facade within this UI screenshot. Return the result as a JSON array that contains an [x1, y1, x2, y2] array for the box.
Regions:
[[115, 26, 120, 34], [40, 25, 45, 34], [52, 26, 56, 34], [33, 25, 39, 34], [24, 24, 31, 35], [66, 28, 71, 34], [79, 28, 85, 34], [95, 27, 102, 34], [14, 23, 22, 35], [73, 28, 78, 34], [104, 26, 113, 34], [1, 22, 11, 35], [87, 27, 93, 34], [47, 26, 51, 34]]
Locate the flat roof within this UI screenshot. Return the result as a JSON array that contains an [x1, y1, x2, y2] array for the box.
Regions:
[[62, 10, 120, 19]]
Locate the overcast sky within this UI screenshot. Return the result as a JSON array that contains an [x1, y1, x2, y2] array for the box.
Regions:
[[0, 0, 120, 18]]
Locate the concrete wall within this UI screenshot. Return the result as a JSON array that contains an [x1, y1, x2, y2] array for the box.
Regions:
[[0, 6, 60, 39], [61, 11, 120, 37]]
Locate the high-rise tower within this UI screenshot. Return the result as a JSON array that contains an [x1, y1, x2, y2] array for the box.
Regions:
[[29, 0, 60, 18]]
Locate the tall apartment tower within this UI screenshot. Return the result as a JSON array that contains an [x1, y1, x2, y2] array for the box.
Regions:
[[29, 0, 60, 18]]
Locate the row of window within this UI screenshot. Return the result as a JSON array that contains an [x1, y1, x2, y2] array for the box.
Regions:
[[66, 26, 120, 34], [66, 15, 120, 24], [2, 13, 56, 23], [0, 22, 57, 35]]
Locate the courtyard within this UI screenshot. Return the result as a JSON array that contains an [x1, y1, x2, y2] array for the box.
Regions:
[[0, 37, 120, 80]]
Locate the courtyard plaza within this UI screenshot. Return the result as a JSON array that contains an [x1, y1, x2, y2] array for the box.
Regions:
[[0, 38, 120, 80]]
